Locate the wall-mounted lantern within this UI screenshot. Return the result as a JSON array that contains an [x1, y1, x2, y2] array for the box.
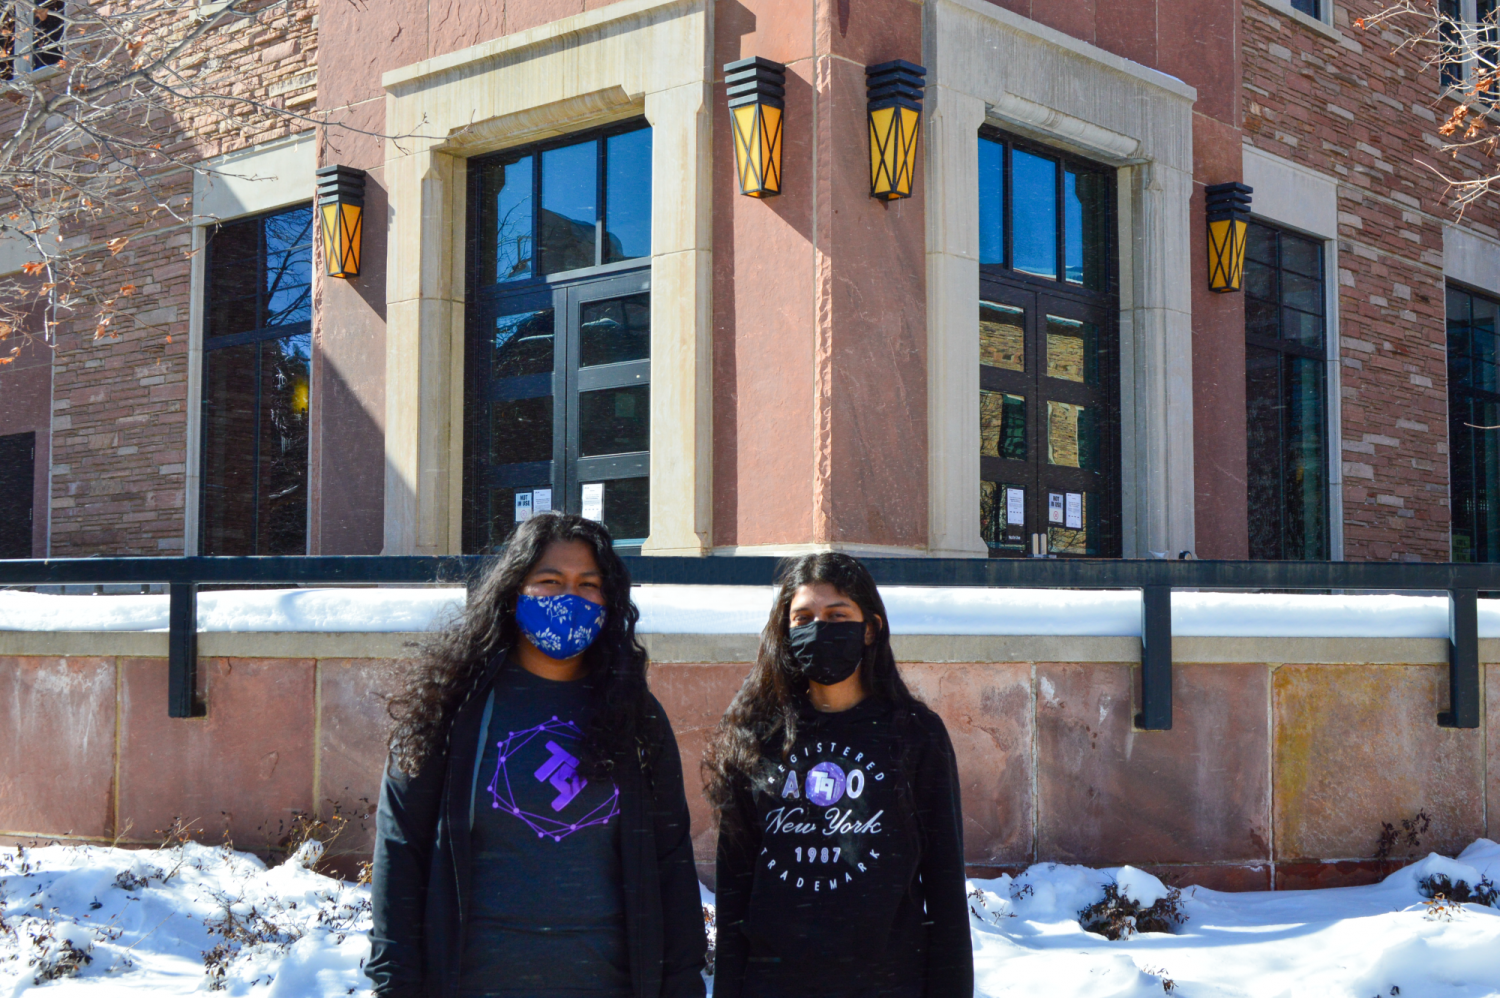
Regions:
[[725, 56, 785, 198], [866, 59, 925, 201], [316, 164, 366, 278], [1205, 181, 1253, 293]]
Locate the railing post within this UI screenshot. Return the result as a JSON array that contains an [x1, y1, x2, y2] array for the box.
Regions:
[[1440, 588, 1480, 729], [168, 582, 199, 718], [1136, 585, 1172, 730]]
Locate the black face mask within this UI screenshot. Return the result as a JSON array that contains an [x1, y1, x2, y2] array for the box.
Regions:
[[787, 619, 867, 686]]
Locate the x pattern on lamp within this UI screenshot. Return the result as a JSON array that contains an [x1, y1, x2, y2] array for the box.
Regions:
[[731, 101, 783, 197]]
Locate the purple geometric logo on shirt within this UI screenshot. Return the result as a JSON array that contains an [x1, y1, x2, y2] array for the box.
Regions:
[[805, 762, 847, 806], [486, 716, 619, 842], [535, 740, 586, 811]]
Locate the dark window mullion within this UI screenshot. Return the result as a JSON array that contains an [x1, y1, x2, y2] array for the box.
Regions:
[[1003, 143, 1013, 271], [1055, 157, 1065, 283], [595, 138, 606, 269]]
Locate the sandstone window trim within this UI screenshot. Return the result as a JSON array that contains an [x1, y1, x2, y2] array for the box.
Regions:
[[1438, 0, 1498, 95], [184, 133, 318, 555], [1241, 144, 1345, 560], [2, 0, 66, 83], [380, 0, 713, 557], [1246, 0, 1340, 37], [925, 0, 1197, 559]]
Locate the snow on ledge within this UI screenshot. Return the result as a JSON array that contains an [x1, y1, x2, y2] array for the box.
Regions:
[[2, 585, 1498, 638]]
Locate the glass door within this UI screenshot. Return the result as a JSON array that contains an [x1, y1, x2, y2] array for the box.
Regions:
[[979, 284, 1118, 556], [466, 270, 651, 552]]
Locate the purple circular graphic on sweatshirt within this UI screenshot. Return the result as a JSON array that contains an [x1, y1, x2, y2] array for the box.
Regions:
[[805, 762, 847, 806]]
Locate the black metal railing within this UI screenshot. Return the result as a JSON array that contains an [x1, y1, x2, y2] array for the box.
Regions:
[[0, 555, 1495, 729]]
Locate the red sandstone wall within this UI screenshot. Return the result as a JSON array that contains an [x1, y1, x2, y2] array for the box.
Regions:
[[711, 0, 929, 551], [4, 652, 1494, 891]]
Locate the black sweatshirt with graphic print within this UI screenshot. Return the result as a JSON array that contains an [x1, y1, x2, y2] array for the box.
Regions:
[[713, 695, 972, 998]]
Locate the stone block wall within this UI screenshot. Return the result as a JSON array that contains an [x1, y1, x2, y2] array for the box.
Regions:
[[3, 631, 1495, 892], [44, 2, 319, 556], [1242, 0, 1500, 562]]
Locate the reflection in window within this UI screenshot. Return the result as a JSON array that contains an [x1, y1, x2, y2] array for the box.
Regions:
[[1449, 285, 1500, 561], [981, 391, 1026, 460], [1045, 315, 1098, 384], [1048, 491, 1089, 555], [978, 138, 1004, 266], [1244, 220, 1328, 560], [581, 293, 650, 367], [479, 157, 534, 282], [1065, 169, 1109, 288], [980, 301, 1025, 372], [580, 385, 650, 456], [493, 309, 555, 379], [541, 140, 598, 274], [605, 129, 653, 262], [1046, 400, 1098, 469], [595, 476, 649, 543], [200, 203, 313, 556], [1011, 149, 1057, 279], [980, 480, 1027, 551], [977, 132, 1111, 290], [476, 124, 652, 286]]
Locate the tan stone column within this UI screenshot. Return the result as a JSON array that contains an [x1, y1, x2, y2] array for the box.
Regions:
[[641, 81, 714, 555], [1119, 161, 1196, 559], [923, 83, 989, 558], [383, 146, 464, 556]]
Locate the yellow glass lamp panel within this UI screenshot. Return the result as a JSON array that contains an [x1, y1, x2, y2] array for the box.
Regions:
[[321, 201, 363, 278], [869, 104, 921, 200], [1207, 217, 1247, 293], [731, 102, 783, 198]]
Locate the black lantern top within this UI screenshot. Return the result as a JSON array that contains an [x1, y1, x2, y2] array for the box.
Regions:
[[1205, 181, 1252, 222], [315, 164, 367, 208], [865, 59, 926, 112], [724, 56, 786, 110]]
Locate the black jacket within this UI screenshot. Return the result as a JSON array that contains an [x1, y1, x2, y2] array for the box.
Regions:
[[713, 697, 972, 998], [366, 659, 707, 998]]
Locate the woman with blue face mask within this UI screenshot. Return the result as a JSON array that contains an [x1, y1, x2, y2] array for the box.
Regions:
[[704, 553, 971, 998], [367, 513, 706, 998]]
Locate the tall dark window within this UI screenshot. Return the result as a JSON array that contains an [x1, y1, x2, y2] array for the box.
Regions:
[[0, 432, 35, 558], [200, 205, 312, 556], [1291, 0, 1321, 17], [976, 129, 1119, 557], [465, 122, 653, 552], [1447, 285, 1500, 561], [1441, 0, 1498, 89], [1244, 221, 1329, 560]]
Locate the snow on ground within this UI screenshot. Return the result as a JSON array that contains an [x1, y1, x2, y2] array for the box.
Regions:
[[5, 839, 1499, 997], [3, 585, 1500, 638], [0, 840, 370, 997]]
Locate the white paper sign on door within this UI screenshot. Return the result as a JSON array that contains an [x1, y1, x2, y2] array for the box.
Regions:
[[1005, 487, 1025, 526], [1065, 492, 1083, 530], [532, 488, 552, 514], [514, 491, 533, 522], [1048, 493, 1064, 524], [581, 483, 604, 522]]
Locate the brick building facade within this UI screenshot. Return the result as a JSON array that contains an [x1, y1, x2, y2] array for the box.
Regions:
[[2, 0, 1498, 566]]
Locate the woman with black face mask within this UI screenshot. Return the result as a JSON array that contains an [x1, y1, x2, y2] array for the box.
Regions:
[[366, 513, 706, 998], [703, 553, 971, 998]]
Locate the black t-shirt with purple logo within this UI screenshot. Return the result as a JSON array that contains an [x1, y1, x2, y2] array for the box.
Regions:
[[714, 696, 972, 998], [459, 664, 629, 998]]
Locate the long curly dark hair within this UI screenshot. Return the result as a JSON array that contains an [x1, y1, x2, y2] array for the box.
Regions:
[[702, 552, 921, 811], [386, 513, 653, 778]]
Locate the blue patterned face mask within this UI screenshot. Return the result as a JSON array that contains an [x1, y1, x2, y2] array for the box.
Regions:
[[515, 593, 607, 660]]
